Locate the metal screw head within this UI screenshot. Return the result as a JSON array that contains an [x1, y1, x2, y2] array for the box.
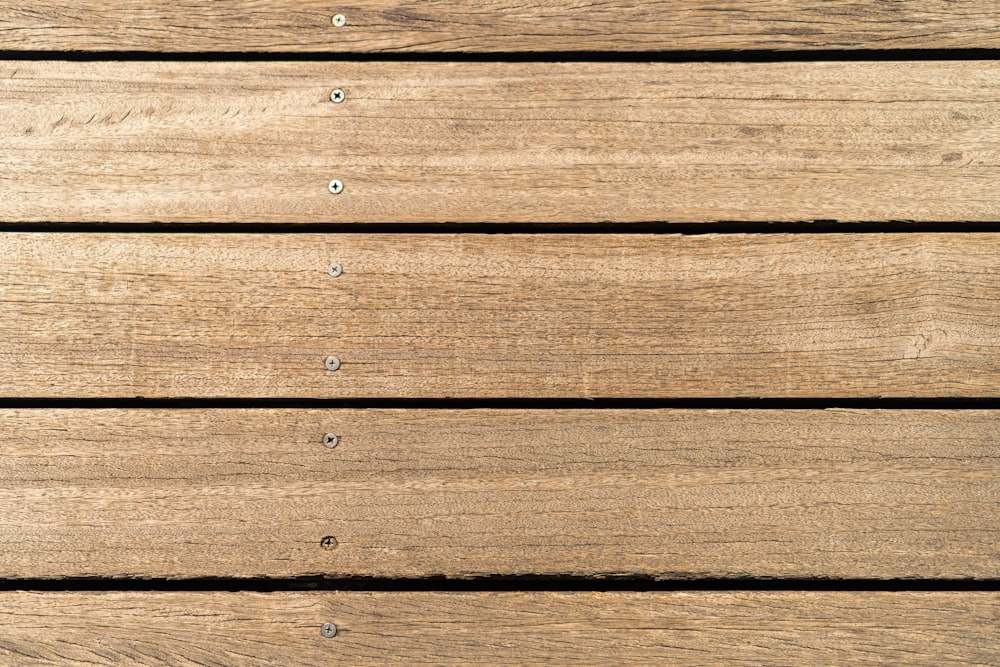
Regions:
[[327, 262, 343, 277], [330, 88, 346, 104], [320, 535, 338, 550], [323, 433, 340, 448], [328, 179, 344, 195], [332, 13, 347, 27], [321, 622, 338, 638], [325, 355, 341, 371]]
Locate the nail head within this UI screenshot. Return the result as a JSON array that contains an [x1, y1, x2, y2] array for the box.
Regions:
[[332, 14, 347, 27], [321, 622, 338, 638], [323, 433, 340, 448], [328, 179, 344, 195], [320, 535, 338, 550], [325, 355, 341, 371]]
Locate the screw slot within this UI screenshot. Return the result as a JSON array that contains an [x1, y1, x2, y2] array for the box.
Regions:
[[325, 355, 341, 371], [321, 622, 338, 638], [332, 14, 347, 27], [320, 536, 338, 550], [328, 179, 344, 195], [328, 263, 343, 277], [330, 89, 346, 104], [323, 433, 340, 448]]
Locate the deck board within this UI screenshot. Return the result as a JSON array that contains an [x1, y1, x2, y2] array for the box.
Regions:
[[0, 408, 996, 579], [1, 591, 996, 665], [3, 1, 1000, 52], [1, 233, 998, 399], [2, 61, 999, 223]]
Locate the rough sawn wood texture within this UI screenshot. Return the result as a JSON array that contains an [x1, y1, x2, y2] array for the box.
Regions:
[[2, 61, 999, 223], [0, 408, 996, 579], [3, 1, 1000, 52], [1, 591, 996, 666], [0, 233, 998, 399]]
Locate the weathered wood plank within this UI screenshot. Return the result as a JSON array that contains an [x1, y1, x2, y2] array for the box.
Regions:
[[1, 591, 996, 666], [2, 61, 998, 223], [1, 233, 998, 399], [0, 409, 996, 579], [4, 1, 1000, 52]]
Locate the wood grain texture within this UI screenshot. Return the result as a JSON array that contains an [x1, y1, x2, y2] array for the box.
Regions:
[[2, 61, 999, 223], [1, 591, 996, 665], [0, 408, 996, 579], [4, 1, 1000, 52], [1, 233, 998, 399]]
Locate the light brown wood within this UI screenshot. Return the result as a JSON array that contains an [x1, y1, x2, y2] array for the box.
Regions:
[[2, 61, 999, 223], [4, 2, 1000, 52], [1, 591, 996, 665], [1, 233, 998, 399], [0, 408, 996, 579]]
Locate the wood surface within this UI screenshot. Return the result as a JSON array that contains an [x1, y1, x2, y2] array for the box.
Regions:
[[5, 3, 998, 660], [1, 591, 996, 665], [1, 233, 998, 399], [2, 61, 999, 223], [4, 1, 1000, 52], [0, 408, 996, 579]]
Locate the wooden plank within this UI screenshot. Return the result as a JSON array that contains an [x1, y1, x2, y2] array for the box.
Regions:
[[4, 2, 1000, 52], [1, 591, 996, 665], [1, 233, 998, 399], [2, 61, 999, 224], [1, 408, 996, 579]]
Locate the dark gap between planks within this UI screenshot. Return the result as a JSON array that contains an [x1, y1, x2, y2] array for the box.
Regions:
[[2, 49, 1000, 63], [1, 576, 997, 593], [3, 222, 1000, 234]]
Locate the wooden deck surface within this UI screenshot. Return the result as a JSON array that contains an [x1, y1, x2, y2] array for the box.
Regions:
[[2, 2, 997, 664]]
